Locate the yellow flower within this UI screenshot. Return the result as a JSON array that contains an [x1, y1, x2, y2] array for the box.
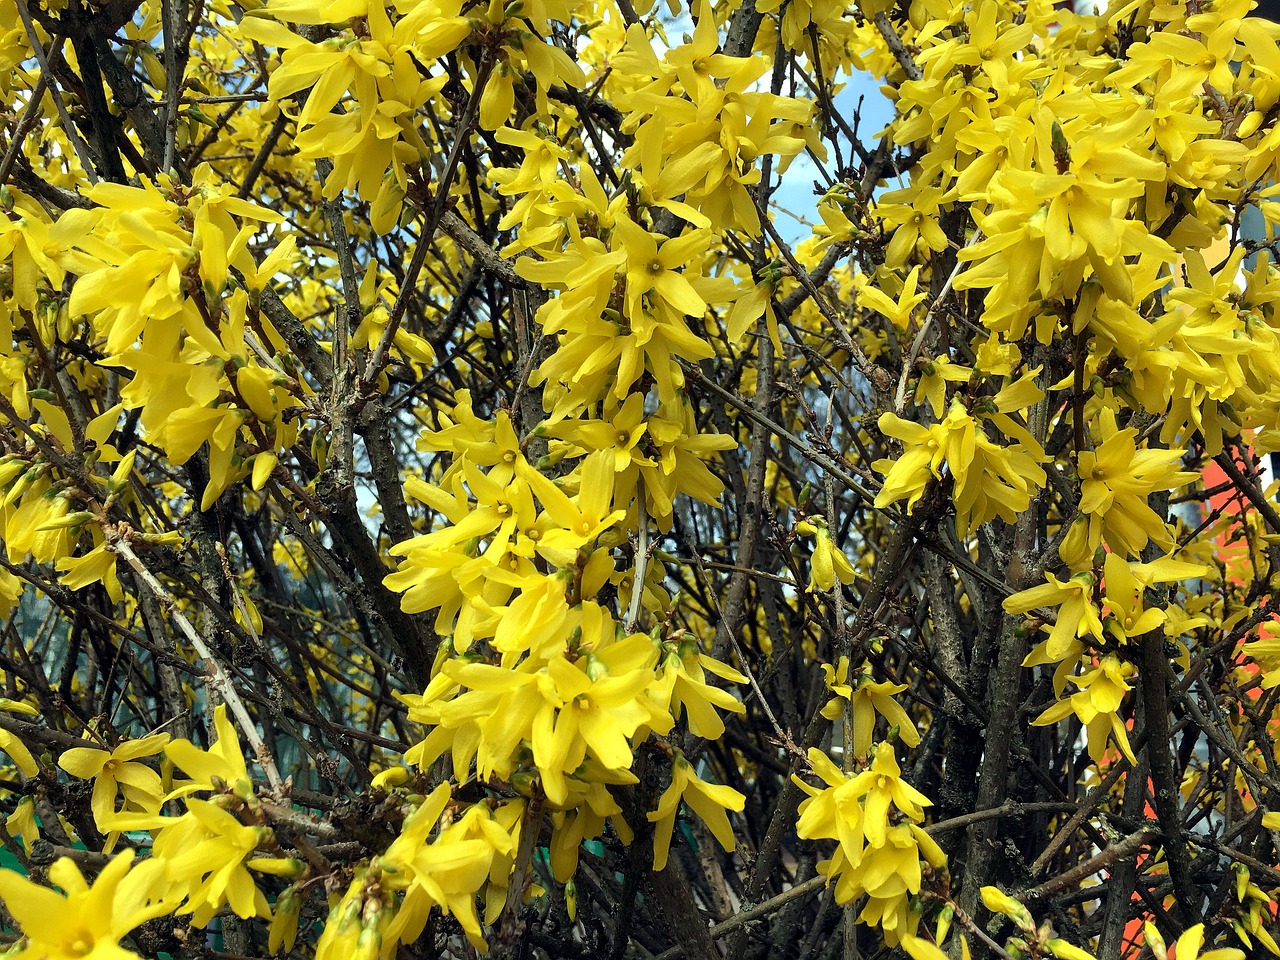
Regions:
[[794, 742, 941, 923], [153, 799, 272, 927], [821, 658, 922, 759], [0, 697, 40, 777], [1005, 571, 1103, 666], [56, 539, 124, 603], [873, 414, 940, 515], [901, 935, 951, 960], [980, 886, 1034, 932], [546, 768, 635, 881], [640, 403, 737, 524], [812, 198, 864, 252], [1100, 553, 1166, 644], [798, 518, 858, 593], [381, 787, 517, 952], [5, 797, 38, 853], [875, 402, 1045, 536], [0, 851, 170, 960], [1031, 654, 1137, 764], [846, 743, 932, 845], [59, 732, 170, 831], [0, 194, 65, 311], [1077, 408, 1194, 558], [314, 866, 392, 960], [648, 637, 747, 740], [559, 393, 654, 474], [857, 266, 928, 333], [915, 355, 972, 418], [517, 452, 627, 567], [439, 633, 668, 806], [1140, 920, 1244, 960], [164, 704, 250, 797], [648, 750, 745, 871], [1046, 940, 1099, 960], [1100, 553, 1208, 648], [874, 187, 949, 269], [855, 822, 944, 924], [614, 217, 710, 321], [1244, 622, 1280, 689], [268, 887, 302, 955]]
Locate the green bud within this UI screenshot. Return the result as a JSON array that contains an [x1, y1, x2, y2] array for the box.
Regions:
[[936, 904, 953, 944], [509, 770, 535, 797], [1050, 120, 1071, 173]]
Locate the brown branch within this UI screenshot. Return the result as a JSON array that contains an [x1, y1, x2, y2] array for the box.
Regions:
[[1022, 828, 1159, 901], [650, 875, 827, 960]]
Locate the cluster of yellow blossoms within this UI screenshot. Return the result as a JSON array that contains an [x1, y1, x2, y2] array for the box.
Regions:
[[0, 0, 1279, 951]]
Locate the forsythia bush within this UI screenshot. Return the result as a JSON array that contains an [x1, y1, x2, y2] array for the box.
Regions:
[[0, 0, 1278, 955]]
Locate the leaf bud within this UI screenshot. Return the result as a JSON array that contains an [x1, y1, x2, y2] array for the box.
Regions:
[[1050, 121, 1071, 173], [509, 770, 535, 797], [980, 886, 1034, 932], [585, 652, 608, 681], [248, 857, 306, 880], [936, 904, 953, 945], [1238, 110, 1264, 139], [354, 925, 381, 960]]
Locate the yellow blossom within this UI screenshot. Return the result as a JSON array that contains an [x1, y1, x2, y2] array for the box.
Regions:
[[648, 750, 745, 871], [0, 851, 170, 960], [1031, 654, 1137, 764], [59, 732, 170, 831], [164, 704, 251, 797], [821, 658, 921, 758]]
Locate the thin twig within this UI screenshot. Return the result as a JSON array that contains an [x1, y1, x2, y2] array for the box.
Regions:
[[1022, 829, 1159, 901], [12, 1, 98, 183], [0, 69, 50, 187], [362, 51, 496, 390], [894, 229, 983, 413], [626, 493, 650, 632], [873, 11, 923, 82], [754, 195, 883, 394], [103, 525, 285, 794], [650, 875, 827, 960]]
